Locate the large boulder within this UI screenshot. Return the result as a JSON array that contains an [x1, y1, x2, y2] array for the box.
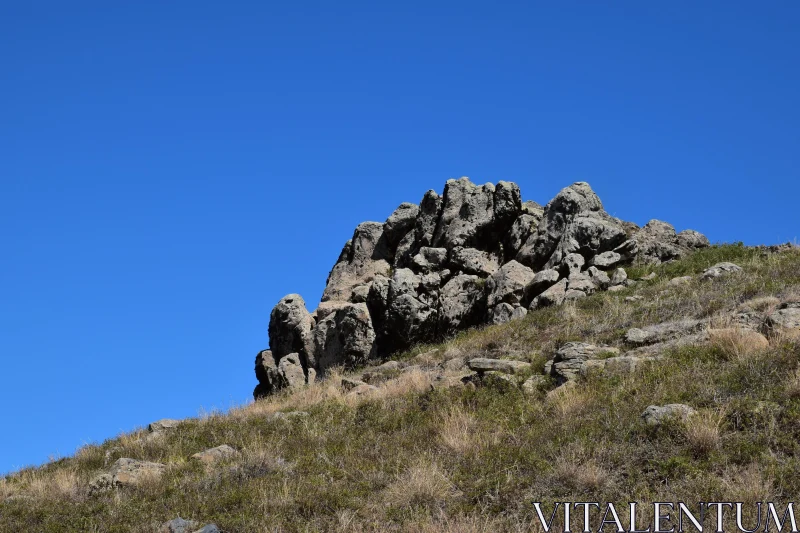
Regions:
[[322, 222, 391, 302], [765, 304, 800, 339], [449, 247, 500, 277], [438, 273, 487, 335], [629, 220, 708, 265], [253, 349, 281, 399], [268, 294, 315, 368], [313, 303, 376, 373], [383, 269, 438, 351], [546, 342, 620, 384], [485, 260, 536, 308], [383, 202, 419, 251]]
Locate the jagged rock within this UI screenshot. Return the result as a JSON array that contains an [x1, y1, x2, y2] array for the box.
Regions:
[[485, 260, 536, 308], [468, 358, 531, 374], [567, 272, 596, 295], [432, 178, 498, 249], [192, 445, 238, 466], [275, 353, 309, 390], [677, 230, 710, 249], [641, 404, 696, 426], [610, 267, 627, 286], [159, 517, 197, 533], [527, 268, 561, 298], [322, 222, 391, 302], [531, 278, 568, 309], [586, 266, 610, 290], [253, 350, 281, 399], [383, 269, 438, 351], [625, 318, 707, 345], [449, 247, 500, 277], [564, 253, 585, 275], [765, 305, 800, 339], [490, 303, 528, 324], [148, 419, 180, 433], [314, 303, 376, 373], [438, 274, 486, 335], [507, 214, 540, 262], [548, 342, 620, 384], [631, 220, 683, 264], [268, 294, 315, 372], [590, 251, 622, 270], [411, 247, 448, 273], [701, 262, 743, 280], [414, 190, 442, 247], [383, 203, 419, 250]]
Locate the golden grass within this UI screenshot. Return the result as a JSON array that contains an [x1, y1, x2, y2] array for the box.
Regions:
[[721, 463, 774, 504], [384, 459, 455, 508], [552, 445, 611, 492], [546, 383, 591, 418], [683, 410, 724, 455], [708, 327, 770, 361]]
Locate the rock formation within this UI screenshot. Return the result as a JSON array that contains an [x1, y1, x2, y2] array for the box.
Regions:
[[254, 178, 709, 398]]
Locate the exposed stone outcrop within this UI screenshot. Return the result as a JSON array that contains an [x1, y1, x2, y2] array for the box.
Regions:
[[253, 178, 708, 397]]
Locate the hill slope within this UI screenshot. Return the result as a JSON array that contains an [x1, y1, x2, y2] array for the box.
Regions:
[[2, 244, 800, 532]]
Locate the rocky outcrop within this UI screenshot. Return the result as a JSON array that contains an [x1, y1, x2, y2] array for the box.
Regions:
[[253, 178, 708, 397]]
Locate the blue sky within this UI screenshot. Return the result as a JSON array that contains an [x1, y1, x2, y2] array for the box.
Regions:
[[1, 1, 798, 474]]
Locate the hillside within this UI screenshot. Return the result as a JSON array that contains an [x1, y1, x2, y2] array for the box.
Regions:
[[1, 243, 799, 532]]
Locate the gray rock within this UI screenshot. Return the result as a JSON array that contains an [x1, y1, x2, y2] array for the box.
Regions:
[[193, 526, 221, 533], [489, 303, 527, 325], [383, 202, 419, 250], [393, 230, 417, 269], [108, 458, 166, 488], [766, 306, 800, 339], [383, 268, 438, 351], [590, 251, 622, 270], [669, 276, 693, 286], [160, 517, 198, 533], [701, 262, 743, 280], [346, 383, 379, 397], [438, 273, 487, 335], [254, 350, 281, 399], [414, 189, 443, 246], [191, 445, 238, 467], [548, 342, 620, 383], [586, 266, 610, 290], [507, 213, 540, 261], [313, 303, 376, 373], [527, 268, 561, 298], [411, 247, 448, 273], [544, 214, 627, 271], [607, 285, 627, 292], [564, 253, 585, 275], [530, 278, 568, 309], [268, 294, 315, 367], [432, 178, 498, 249], [88, 473, 114, 496], [641, 404, 697, 426], [467, 358, 531, 374], [610, 267, 628, 286], [322, 222, 391, 302], [449, 247, 500, 277], [485, 260, 536, 307], [148, 419, 180, 433], [567, 272, 596, 295], [631, 220, 683, 264], [677, 229, 710, 249], [276, 353, 308, 390], [625, 318, 707, 346]]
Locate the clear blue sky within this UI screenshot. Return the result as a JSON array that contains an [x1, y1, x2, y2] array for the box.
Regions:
[[1, 1, 798, 474]]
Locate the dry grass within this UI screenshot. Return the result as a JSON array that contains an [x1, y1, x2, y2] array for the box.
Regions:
[[683, 410, 725, 456], [721, 463, 775, 503], [384, 459, 455, 508], [546, 383, 591, 418], [785, 368, 800, 399], [552, 445, 611, 492], [708, 327, 770, 361]]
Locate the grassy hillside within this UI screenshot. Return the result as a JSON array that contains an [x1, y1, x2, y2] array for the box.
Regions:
[[2, 244, 799, 532]]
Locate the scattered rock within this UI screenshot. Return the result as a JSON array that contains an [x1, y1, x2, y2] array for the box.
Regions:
[[625, 295, 644, 302], [91, 458, 166, 493], [530, 278, 568, 309], [485, 260, 536, 307], [669, 276, 693, 286], [625, 318, 707, 346], [148, 419, 180, 433], [467, 358, 531, 375], [590, 251, 622, 270], [701, 262, 743, 280], [610, 267, 628, 286], [641, 404, 697, 426], [547, 342, 620, 383], [191, 445, 238, 467], [765, 305, 800, 339], [490, 303, 528, 324], [582, 355, 657, 376], [341, 377, 367, 392]]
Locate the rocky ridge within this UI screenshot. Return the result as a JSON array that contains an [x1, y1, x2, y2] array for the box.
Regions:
[[254, 178, 710, 397]]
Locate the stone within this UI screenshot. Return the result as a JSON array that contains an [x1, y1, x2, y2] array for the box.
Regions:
[[701, 262, 744, 280], [254, 350, 281, 399], [564, 253, 585, 275], [109, 458, 165, 488], [586, 266, 610, 290], [639, 272, 657, 281], [531, 278, 568, 309], [590, 251, 622, 270], [669, 276, 693, 286], [467, 358, 531, 375], [765, 306, 800, 339], [610, 267, 627, 286], [383, 269, 438, 351], [322, 222, 391, 302], [148, 419, 180, 433], [625, 295, 645, 302], [544, 214, 627, 271], [449, 247, 500, 277], [607, 285, 626, 292], [159, 517, 198, 533], [438, 274, 487, 335], [548, 342, 620, 383], [88, 473, 114, 496], [193, 526, 221, 533], [522, 375, 547, 395], [507, 213, 540, 261], [268, 294, 315, 367], [490, 303, 527, 325], [567, 272, 596, 295], [624, 318, 707, 345], [431, 178, 499, 249], [485, 260, 536, 307], [526, 268, 561, 298], [411, 247, 448, 273], [641, 404, 697, 426], [383, 202, 419, 250], [276, 353, 308, 389], [313, 303, 376, 373], [677, 229, 710, 249], [191, 445, 238, 466], [631, 220, 683, 264]]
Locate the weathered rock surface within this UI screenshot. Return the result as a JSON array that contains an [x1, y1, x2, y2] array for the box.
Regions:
[[625, 318, 707, 346], [641, 404, 697, 426], [765, 304, 800, 339], [90, 458, 166, 494], [254, 178, 707, 396], [191, 445, 238, 466], [546, 342, 620, 384], [467, 358, 531, 375], [701, 262, 744, 280]]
